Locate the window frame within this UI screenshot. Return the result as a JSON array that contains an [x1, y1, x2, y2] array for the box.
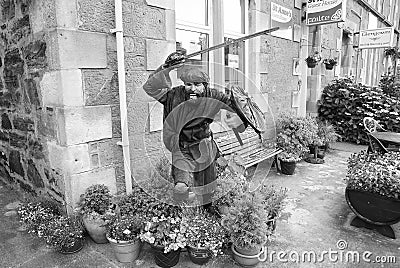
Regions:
[[175, 0, 249, 90]]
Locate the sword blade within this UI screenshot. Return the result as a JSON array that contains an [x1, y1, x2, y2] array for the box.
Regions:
[[186, 27, 280, 59]]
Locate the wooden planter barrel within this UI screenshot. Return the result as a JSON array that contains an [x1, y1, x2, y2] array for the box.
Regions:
[[345, 188, 400, 239]]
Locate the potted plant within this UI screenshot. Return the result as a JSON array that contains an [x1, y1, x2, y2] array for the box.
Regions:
[[42, 215, 85, 254], [76, 184, 113, 243], [181, 207, 227, 265], [305, 52, 321, 68], [310, 120, 340, 159], [212, 159, 247, 215], [345, 151, 400, 239], [276, 113, 316, 174], [259, 185, 288, 232], [221, 189, 272, 267], [139, 206, 186, 268], [106, 215, 142, 263], [323, 58, 338, 70], [17, 200, 84, 254], [17, 200, 61, 237]]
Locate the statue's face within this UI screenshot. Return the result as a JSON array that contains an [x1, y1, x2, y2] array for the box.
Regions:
[[184, 82, 205, 99]]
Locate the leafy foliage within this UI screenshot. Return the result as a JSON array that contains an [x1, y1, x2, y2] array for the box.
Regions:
[[42, 215, 83, 250], [18, 201, 61, 236], [379, 74, 400, 99], [139, 214, 186, 253], [323, 58, 337, 66], [106, 215, 142, 242], [221, 190, 271, 250], [315, 120, 340, 147], [318, 78, 400, 144], [18, 200, 83, 250], [181, 207, 227, 256], [276, 113, 319, 161], [76, 184, 113, 220], [346, 151, 400, 200]]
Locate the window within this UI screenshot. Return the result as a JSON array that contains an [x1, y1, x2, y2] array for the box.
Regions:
[[223, 0, 246, 87], [175, 0, 208, 26], [175, 0, 248, 88], [176, 29, 209, 74]]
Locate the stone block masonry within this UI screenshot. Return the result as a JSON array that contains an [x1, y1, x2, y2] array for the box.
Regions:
[[0, 0, 122, 211], [0, 0, 65, 202]]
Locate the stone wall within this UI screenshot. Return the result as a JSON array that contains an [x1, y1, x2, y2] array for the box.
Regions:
[[0, 0, 123, 210], [0, 0, 64, 201]]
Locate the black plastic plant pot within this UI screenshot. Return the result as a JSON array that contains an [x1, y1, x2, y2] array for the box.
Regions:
[[325, 63, 334, 70], [309, 145, 326, 159], [187, 246, 212, 265], [307, 62, 317, 68], [345, 188, 400, 238], [59, 239, 84, 254], [152, 245, 181, 268], [280, 160, 296, 175]]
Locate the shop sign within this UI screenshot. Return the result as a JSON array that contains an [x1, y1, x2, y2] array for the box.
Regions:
[[228, 54, 239, 69], [359, 27, 395, 49], [271, 2, 293, 41], [306, 0, 345, 26]]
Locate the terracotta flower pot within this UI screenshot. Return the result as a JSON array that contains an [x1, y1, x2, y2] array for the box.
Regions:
[[107, 235, 141, 263], [231, 244, 266, 266], [82, 216, 108, 244]]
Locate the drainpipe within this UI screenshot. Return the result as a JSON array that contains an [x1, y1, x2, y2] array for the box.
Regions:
[[112, 0, 132, 194]]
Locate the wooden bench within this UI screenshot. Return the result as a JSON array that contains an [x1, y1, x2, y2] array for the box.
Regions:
[[213, 128, 282, 169]]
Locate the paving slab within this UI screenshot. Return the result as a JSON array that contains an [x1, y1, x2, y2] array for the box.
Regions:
[[0, 142, 399, 267]]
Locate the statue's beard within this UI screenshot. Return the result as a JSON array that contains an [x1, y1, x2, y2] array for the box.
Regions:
[[187, 89, 204, 100]]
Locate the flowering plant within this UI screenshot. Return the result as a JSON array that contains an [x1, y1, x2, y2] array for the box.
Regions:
[[76, 184, 113, 220], [106, 215, 142, 242], [41, 215, 84, 250], [181, 207, 227, 257], [139, 213, 186, 253], [323, 58, 338, 66], [346, 151, 400, 199], [17, 200, 61, 236]]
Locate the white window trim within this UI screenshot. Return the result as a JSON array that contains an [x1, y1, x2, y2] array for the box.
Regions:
[[174, 0, 249, 88]]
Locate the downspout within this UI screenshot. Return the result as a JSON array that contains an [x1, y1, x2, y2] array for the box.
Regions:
[[112, 0, 132, 194]]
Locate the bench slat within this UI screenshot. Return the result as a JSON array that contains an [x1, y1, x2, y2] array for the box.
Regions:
[[214, 129, 281, 169], [216, 133, 260, 147], [219, 139, 261, 155], [244, 149, 282, 168]]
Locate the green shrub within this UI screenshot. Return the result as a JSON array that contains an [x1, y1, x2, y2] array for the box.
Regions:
[[276, 113, 319, 161], [318, 78, 400, 144], [379, 74, 400, 99], [346, 151, 400, 200]]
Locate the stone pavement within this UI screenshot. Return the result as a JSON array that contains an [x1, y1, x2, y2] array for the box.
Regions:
[[1, 142, 399, 268]]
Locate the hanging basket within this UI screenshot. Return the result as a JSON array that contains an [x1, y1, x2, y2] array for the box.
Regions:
[[306, 61, 317, 68], [324, 63, 334, 70]]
